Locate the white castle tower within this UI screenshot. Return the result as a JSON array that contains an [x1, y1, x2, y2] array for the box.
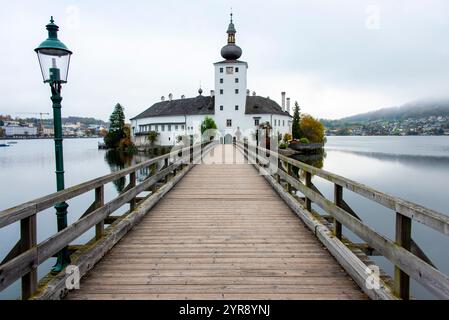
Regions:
[[213, 13, 248, 142]]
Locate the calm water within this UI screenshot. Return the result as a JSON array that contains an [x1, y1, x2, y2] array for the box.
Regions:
[[318, 136, 449, 299], [0, 136, 448, 299]]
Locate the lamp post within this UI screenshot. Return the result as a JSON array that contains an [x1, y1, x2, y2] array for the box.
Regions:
[[35, 17, 72, 273]]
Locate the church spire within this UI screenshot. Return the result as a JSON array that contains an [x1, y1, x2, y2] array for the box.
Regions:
[[227, 12, 236, 44]]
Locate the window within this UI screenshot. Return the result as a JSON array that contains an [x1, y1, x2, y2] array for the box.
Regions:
[[220, 89, 223, 94], [220, 67, 223, 73], [226, 67, 233, 74], [283, 120, 285, 126], [181, 125, 185, 130], [161, 125, 165, 132], [220, 78, 223, 84], [149, 125, 153, 131], [254, 119, 260, 126], [235, 105, 239, 111], [235, 89, 239, 94], [155, 125, 159, 131], [235, 67, 239, 72], [226, 119, 232, 127], [235, 78, 239, 83], [220, 105, 223, 111], [175, 125, 178, 131], [168, 125, 172, 132]]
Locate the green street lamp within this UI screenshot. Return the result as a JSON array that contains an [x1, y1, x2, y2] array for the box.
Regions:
[[35, 17, 72, 273]]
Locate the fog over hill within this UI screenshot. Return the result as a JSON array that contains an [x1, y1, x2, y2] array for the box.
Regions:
[[338, 98, 449, 123]]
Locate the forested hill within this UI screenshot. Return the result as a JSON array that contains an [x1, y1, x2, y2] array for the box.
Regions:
[[339, 98, 449, 123]]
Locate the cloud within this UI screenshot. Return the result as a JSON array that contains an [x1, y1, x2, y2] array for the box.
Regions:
[[1, 0, 448, 120]]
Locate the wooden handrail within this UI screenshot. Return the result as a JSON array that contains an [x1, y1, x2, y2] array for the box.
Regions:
[[239, 142, 449, 235], [236, 142, 449, 299]]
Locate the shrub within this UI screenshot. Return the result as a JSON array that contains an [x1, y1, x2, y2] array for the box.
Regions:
[[299, 137, 310, 144], [283, 133, 292, 143], [279, 142, 288, 149]]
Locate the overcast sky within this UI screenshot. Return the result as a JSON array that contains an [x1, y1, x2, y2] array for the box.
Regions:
[[1, 0, 448, 121]]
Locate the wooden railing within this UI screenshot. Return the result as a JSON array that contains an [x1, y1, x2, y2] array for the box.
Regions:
[[236, 141, 449, 300], [0, 141, 214, 299]]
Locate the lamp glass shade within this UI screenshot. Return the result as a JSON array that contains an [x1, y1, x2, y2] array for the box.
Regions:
[[36, 48, 71, 83]]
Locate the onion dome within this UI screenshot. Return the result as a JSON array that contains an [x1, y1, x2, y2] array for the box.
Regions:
[[220, 13, 242, 60]]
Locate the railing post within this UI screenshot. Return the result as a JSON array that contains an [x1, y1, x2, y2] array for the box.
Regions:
[[129, 171, 137, 210], [20, 215, 37, 299], [244, 139, 248, 163], [305, 171, 312, 211], [394, 212, 411, 300], [164, 158, 169, 182], [276, 159, 281, 183], [287, 163, 292, 193], [95, 185, 105, 240], [190, 138, 193, 164], [333, 184, 343, 240]]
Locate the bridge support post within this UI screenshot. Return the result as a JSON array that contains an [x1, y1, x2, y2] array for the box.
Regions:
[[333, 184, 343, 240], [394, 213, 411, 300]]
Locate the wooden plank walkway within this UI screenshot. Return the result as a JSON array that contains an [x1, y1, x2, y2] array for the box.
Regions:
[[66, 145, 366, 300]]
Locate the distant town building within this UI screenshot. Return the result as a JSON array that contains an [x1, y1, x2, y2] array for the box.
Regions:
[[4, 124, 38, 136]]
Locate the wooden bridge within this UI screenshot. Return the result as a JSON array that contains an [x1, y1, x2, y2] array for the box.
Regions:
[[1, 142, 449, 300]]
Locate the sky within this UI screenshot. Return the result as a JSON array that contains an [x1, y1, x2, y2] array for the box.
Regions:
[[0, 0, 448, 121]]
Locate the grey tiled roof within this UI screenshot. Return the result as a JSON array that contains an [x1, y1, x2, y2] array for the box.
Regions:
[[131, 95, 291, 120], [245, 96, 291, 117], [130, 96, 214, 120]]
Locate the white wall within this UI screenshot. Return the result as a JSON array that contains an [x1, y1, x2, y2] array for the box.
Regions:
[[213, 62, 248, 137]]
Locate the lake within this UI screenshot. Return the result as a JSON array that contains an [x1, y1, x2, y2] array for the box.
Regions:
[[1, 136, 448, 299]]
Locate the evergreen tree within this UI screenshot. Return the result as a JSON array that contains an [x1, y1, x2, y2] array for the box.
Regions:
[[292, 101, 301, 139], [104, 103, 126, 148], [109, 103, 125, 133]]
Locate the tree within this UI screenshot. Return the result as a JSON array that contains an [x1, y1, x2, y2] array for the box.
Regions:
[[200, 116, 217, 140], [299, 114, 326, 144], [292, 101, 301, 139], [147, 131, 159, 145], [104, 103, 126, 148]]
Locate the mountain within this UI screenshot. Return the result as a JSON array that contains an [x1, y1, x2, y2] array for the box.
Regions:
[[339, 98, 449, 123]]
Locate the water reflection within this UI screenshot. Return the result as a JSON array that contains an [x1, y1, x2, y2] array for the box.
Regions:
[[104, 150, 133, 192], [104, 150, 167, 191], [286, 149, 327, 179]]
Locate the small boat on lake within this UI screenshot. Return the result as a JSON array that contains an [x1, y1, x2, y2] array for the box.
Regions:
[[7, 141, 17, 144], [0, 143, 10, 147]]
